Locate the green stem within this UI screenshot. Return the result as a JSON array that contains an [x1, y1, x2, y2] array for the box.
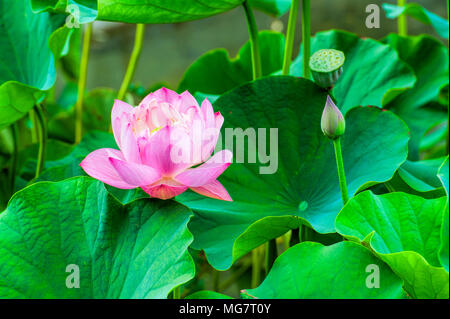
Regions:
[[398, 0, 407, 36], [333, 137, 349, 205], [29, 110, 38, 143], [213, 270, 220, 292], [302, 0, 311, 78], [219, 259, 252, 291], [289, 228, 300, 247], [117, 24, 145, 101], [251, 248, 261, 288], [172, 286, 181, 299], [34, 105, 47, 179], [265, 238, 277, 275], [282, 0, 300, 75], [10, 123, 19, 196], [243, 0, 262, 80], [299, 223, 313, 242], [75, 23, 93, 144]]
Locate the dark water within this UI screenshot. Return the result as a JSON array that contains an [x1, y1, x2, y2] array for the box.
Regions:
[[86, 0, 447, 92]]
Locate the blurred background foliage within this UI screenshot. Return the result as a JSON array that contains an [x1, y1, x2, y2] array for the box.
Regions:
[[80, 0, 447, 92]]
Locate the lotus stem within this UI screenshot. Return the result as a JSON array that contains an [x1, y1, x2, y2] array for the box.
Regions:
[[117, 24, 145, 101], [282, 0, 300, 75], [302, 0, 311, 78], [10, 123, 19, 196], [172, 286, 181, 299], [243, 0, 262, 80], [251, 246, 261, 288], [75, 22, 93, 144], [398, 0, 407, 36], [333, 137, 349, 205], [265, 238, 277, 275], [34, 104, 47, 179]]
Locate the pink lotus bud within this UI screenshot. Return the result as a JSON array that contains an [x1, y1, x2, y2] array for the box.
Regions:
[[321, 95, 346, 140], [80, 88, 233, 201]]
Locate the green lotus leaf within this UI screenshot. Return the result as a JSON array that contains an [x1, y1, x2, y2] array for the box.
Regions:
[[185, 290, 233, 299], [0, 0, 71, 128], [243, 242, 406, 299], [32, 0, 97, 23], [289, 30, 416, 114], [382, 34, 448, 159], [0, 177, 195, 298], [249, 0, 291, 17], [438, 157, 449, 272], [177, 76, 409, 270], [382, 3, 449, 39], [32, 0, 246, 24], [386, 157, 447, 198], [336, 191, 449, 299], [178, 31, 285, 95]]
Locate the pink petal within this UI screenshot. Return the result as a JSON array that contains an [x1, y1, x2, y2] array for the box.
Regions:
[[80, 148, 135, 189], [201, 98, 215, 128], [142, 125, 192, 176], [179, 91, 200, 112], [174, 150, 232, 187], [109, 158, 161, 187], [215, 111, 224, 130], [190, 180, 232, 201], [111, 100, 134, 148], [141, 184, 188, 200], [140, 87, 181, 106], [120, 123, 141, 163]]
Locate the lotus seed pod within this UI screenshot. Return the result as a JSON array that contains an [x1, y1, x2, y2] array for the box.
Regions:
[[321, 95, 345, 140], [309, 49, 345, 89]]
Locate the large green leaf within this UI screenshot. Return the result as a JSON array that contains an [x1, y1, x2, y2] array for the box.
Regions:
[[386, 157, 447, 198], [382, 34, 448, 159], [32, 0, 98, 23], [382, 3, 449, 39], [0, 0, 69, 128], [244, 242, 405, 299], [336, 191, 449, 299], [178, 76, 409, 270], [438, 157, 449, 272], [249, 0, 291, 17], [289, 30, 416, 114], [383, 34, 449, 110], [179, 31, 285, 95], [32, 0, 245, 24], [0, 177, 195, 298]]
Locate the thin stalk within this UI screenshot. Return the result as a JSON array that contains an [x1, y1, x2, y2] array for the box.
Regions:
[[34, 105, 47, 179], [282, 0, 300, 75], [173, 286, 181, 299], [265, 239, 277, 275], [75, 23, 93, 144], [289, 228, 300, 247], [213, 270, 220, 292], [302, 0, 311, 78], [219, 260, 252, 291], [251, 247, 261, 288], [243, 0, 262, 80], [29, 110, 38, 143], [398, 0, 407, 36], [299, 223, 313, 242], [9, 123, 19, 196], [117, 24, 145, 101], [333, 137, 349, 205]]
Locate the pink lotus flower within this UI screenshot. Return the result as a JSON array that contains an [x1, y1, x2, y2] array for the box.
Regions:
[[80, 88, 232, 201]]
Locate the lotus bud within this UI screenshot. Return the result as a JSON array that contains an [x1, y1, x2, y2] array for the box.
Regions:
[[309, 49, 345, 89], [321, 95, 345, 140]]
